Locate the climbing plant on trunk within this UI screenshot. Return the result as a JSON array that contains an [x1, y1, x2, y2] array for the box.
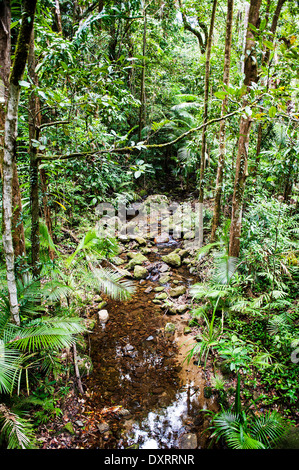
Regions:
[[210, 0, 234, 242], [2, 0, 37, 324], [228, 0, 262, 258]]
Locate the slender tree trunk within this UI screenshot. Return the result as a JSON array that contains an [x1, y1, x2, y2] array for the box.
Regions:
[[229, 0, 262, 258], [138, 7, 147, 142], [240, 2, 250, 75], [210, 0, 234, 242], [198, 0, 218, 247], [54, 0, 63, 34], [0, 0, 26, 263], [28, 29, 42, 278], [2, 0, 37, 323], [40, 168, 55, 260]]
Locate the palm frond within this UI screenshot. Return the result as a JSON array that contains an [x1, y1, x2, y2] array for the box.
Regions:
[[0, 404, 35, 449], [4, 317, 86, 353], [213, 252, 238, 285], [250, 411, 287, 446], [40, 280, 73, 303], [0, 340, 22, 394], [92, 267, 135, 301]]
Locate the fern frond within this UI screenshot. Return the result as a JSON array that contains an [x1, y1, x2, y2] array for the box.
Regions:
[[92, 267, 135, 301], [0, 404, 35, 449]]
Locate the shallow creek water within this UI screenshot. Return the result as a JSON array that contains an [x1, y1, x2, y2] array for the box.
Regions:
[[82, 240, 217, 449]]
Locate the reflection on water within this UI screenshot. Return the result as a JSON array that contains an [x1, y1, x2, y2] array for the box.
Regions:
[[119, 384, 199, 449]]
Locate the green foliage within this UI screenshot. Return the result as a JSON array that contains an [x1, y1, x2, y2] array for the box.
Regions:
[[209, 374, 288, 449]]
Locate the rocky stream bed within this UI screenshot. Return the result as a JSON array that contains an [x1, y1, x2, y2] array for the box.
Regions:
[[37, 196, 220, 449]]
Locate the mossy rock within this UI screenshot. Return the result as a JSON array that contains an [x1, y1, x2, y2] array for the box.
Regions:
[[155, 292, 167, 300], [127, 253, 148, 268], [133, 265, 148, 280], [64, 422, 75, 435], [159, 274, 171, 285], [169, 285, 186, 298], [276, 427, 299, 449], [77, 354, 93, 377], [162, 252, 181, 267], [204, 386, 213, 399]]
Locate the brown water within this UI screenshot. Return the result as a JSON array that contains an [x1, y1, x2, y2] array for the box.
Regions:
[[82, 241, 216, 449]]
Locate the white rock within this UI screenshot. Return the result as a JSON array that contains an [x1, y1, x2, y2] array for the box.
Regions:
[[98, 309, 109, 323]]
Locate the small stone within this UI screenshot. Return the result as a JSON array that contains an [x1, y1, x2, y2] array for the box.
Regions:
[[155, 292, 167, 300], [98, 301, 108, 309], [179, 433, 197, 449], [111, 256, 125, 266], [169, 285, 186, 298], [161, 252, 181, 267], [154, 286, 165, 292], [144, 286, 153, 294], [64, 422, 75, 435], [98, 309, 109, 323], [176, 304, 189, 314], [154, 233, 169, 244], [97, 422, 110, 434], [146, 335, 154, 341], [159, 274, 171, 285], [159, 263, 170, 273], [127, 253, 148, 268], [93, 295, 103, 302], [75, 420, 84, 427], [133, 265, 148, 280], [134, 236, 147, 246], [165, 322, 176, 334]]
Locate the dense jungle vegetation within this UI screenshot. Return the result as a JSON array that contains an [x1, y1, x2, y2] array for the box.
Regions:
[[0, 0, 298, 451]]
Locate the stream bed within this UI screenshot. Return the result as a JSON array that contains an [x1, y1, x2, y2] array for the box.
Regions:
[[81, 239, 218, 449]]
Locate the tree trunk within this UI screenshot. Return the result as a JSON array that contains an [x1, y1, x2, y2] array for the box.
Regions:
[[54, 0, 63, 34], [198, 0, 218, 247], [2, 0, 37, 323], [138, 8, 147, 142], [228, 0, 262, 258], [40, 168, 55, 260], [0, 0, 26, 263], [28, 29, 41, 278], [210, 0, 234, 242]]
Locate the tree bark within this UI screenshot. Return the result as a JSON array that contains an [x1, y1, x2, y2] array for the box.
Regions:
[[178, 0, 208, 54], [138, 7, 147, 142], [198, 0, 218, 247], [210, 0, 234, 242], [228, 0, 262, 258], [2, 0, 37, 323], [54, 0, 63, 34], [0, 0, 26, 263], [28, 29, 41, 279]]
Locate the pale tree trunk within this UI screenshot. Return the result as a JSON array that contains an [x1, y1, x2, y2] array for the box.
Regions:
[[2, 0, 37, 323], [54, 0, 63, 34], [198, 0, 218, 247], [240, 2, 250, 75], [210, 0, 234, 242], [228, 0, 262, 258], [0, 0, 26, 263]]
